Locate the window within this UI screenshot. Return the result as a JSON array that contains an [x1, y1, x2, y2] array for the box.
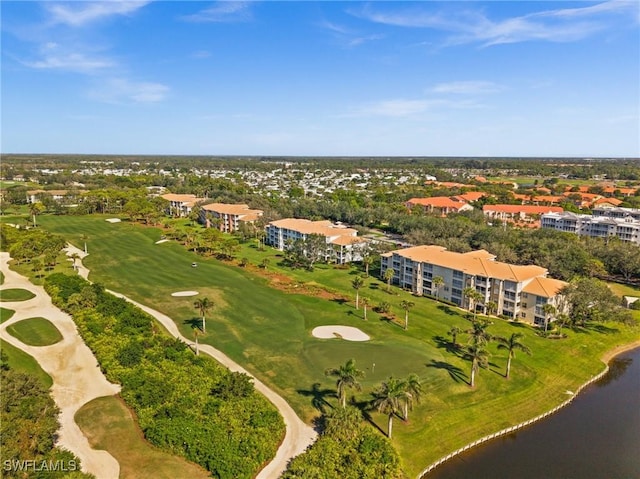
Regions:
[[522, 303, 527, 308], [521, 312, 527, 318]]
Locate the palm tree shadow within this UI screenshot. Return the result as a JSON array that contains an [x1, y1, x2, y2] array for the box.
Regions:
[[437, 305, 459, 316], [332, 298, 348, 305], [427, 359, 467, 384], [296, 383, 335, 414], [355, 399, 387, 436], [433, 335, 463, 356], [183, 317, 203, 331]]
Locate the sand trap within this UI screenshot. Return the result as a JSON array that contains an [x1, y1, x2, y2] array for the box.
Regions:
[[312, 325, 370, 342], [155, 239, 169, 244], [105, 218, 121, 223], [171, 291, 199, 297]]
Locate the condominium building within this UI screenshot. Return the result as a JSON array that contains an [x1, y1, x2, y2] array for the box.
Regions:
[[380, 245, 568, 326], [265, 218, 367, 264], [483, 205, 563, 222], [541, 211, 640, 245], [200, 203, 263, 233], [592, 206, 640, 221], [405, 197, 474, 216], [161, 193, 205, 217]]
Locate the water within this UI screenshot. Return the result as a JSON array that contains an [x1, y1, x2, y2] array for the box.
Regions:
[[425, 348, 640, 479]]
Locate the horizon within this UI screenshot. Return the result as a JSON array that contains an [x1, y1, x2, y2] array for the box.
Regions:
[[2, 1, 639, 157]]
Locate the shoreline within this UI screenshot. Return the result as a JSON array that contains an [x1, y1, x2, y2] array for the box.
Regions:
[[417, 338, 640, 479]]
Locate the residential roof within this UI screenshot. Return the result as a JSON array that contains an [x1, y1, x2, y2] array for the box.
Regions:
[[201, 203, 263, 216], [268, 218, 358, 237], [389, 245, 549, 282], [331, 236, 367, 246], [407, 196, 471, 210], [523, 276, 568, 298], [592, 197, 623, 206], [161, 193, 203, 203], [483, 205, 563, 215], [455, 191, 486, 202]]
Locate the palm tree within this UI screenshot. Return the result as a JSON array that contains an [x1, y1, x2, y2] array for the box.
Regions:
[[193, 327, 200, 356], [362, 254, 375, 278], [399, 299, 415, 330], [403, 373, 422, 420], [28, 202, 44, 227], [432, 276, 444, 299], [466, 343, 489, 388], [383, 268, 395, 293], [463, 287, 484, 320], [542, 303, 556, 333], [361, 297, 370, 321], [352, 276, 364, 309], [466, 318, 492, 347], [324, 358, 365, 408], [372, 377, 409, 438], [447, 326, 463, 349], [496, 332, 531, 379], [81, 234, 89, 254], [193, 297, 214, 333], [69, 252, 80, 271], [260, 258, 270, 269], [486, 300, 498, 316]]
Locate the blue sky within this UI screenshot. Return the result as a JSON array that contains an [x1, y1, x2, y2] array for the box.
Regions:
[[2, 1, 639, 157]]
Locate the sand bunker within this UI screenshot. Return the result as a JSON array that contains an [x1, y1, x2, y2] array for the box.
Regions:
[[312, 325, 370, 342], [171, 291, 199, 297], [105, 218, 121, 223], [155, 239, 169, 244]]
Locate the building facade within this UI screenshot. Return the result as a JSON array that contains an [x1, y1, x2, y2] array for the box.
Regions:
[[265, 218, 367, 264], [541, 211, 640, 245], [200, 203, 263, 233], [380, 245, 568, 326], [160, 193, 205, 217]]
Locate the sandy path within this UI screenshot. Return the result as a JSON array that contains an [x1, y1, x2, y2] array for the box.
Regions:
[[0, 252, 121, 479], [67, 244, 317, 479]]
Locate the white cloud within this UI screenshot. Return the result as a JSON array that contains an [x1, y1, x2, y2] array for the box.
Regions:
[[89, 78, 169, 104], [431, 81, 502, 95], [318, 20, 384, 47], [46, 1, 151, 27], [181, 2, 252, 23], [23, 51, 114, 73], [351, 1, 638, 47], [347, 97, 483, 118], [190, 50, 212, 59]]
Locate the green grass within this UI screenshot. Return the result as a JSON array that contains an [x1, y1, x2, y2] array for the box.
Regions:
[[37, 215, 640, 477], [75, 396, 212, 479], [1, 307, 16, 324], [1, 288, 36, 301], [6, 318, 63, 346], [607, 281, 640, 298], [0, 339, 53, 388]]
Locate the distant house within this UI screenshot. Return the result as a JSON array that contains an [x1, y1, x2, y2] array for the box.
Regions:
[[483, 205, 563, 224], [455, 191, 487, 203], [265, 218, 368, 264], [200, 203, 263, 233], [541, 210, 640, 245], [26, 189, 71, 204], [161, 193, 206, 217], [380, 245, 568, 325], [406, 197, 474, 216], [512, 194, 564, 206]]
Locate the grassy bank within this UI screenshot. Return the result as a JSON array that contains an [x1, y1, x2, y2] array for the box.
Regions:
[[6, 317, 63, 346], [75, 396, 212, 479], [37, 215, 640, 477]]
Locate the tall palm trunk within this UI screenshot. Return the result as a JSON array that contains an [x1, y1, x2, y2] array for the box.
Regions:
[[404, 311, 409, 330], [470, 364, 476, 388], [388, 414, 393, 438], [505, 355, 512, 379]]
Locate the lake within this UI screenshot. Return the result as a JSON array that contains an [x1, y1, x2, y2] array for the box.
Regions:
[[425, 347, 640, 479]]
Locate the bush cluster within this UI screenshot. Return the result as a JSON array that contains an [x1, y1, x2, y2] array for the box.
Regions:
[[44, 274, 284, 479]]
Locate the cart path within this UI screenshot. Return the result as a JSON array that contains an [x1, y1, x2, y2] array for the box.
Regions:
[[0, 252, 121, 479], [67, 244, 317, 479]]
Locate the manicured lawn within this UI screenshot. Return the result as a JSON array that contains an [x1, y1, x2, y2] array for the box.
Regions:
[[38, 215, 640, 477], [0, 307, 15, 323], [75, 396, 211, 479], [0, 339, 53, 388], [6, 318, 63, 346], [607, 281, 640, 298], [1, 288, 36, 301]]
